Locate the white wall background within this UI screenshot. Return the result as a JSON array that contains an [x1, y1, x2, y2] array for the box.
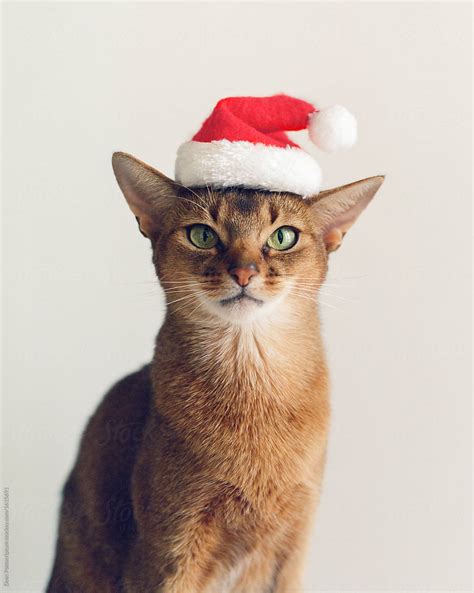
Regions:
[[2, 2, 471, 591]]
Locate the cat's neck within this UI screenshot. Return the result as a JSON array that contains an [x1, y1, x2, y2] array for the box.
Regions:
[[152, 301, 326, 399]]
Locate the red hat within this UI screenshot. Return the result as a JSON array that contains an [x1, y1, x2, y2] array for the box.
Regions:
[[175, 94, 357, 196]]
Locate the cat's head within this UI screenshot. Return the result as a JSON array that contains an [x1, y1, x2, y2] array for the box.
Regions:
[[112, 152, 383, 324]]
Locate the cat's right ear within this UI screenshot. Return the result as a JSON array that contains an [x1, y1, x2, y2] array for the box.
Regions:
[[112, 152, 179, 240]]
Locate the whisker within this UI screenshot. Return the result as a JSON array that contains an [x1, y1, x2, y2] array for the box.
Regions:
[[161, 283, 203, 289], [181, 184, 209, 207], [169, 296, 200, 316], [288, 288, 348, 311], [273, 275, 354, 288], [290, 290, 345, 313], [161, 286, 206, 294], [159, 191, 210, 216], [295, 282, 351, 289], [185, 299, 206, 319], [163, 290, 200, 298], [318, 299, 345, 313], [287, 291, 317, 305], [162, 290, 202, 295], [166, 293, 198, 306], [161, 281, 204, 285], [172, 191, 210, 215], [317, 290, 356, 303], [290, 286, 356, 303], [164, 285, 199, 295]]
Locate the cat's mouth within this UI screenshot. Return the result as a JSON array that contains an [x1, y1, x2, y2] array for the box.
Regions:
[[219, 289, 264, 307], [202, 285, 286, 323]]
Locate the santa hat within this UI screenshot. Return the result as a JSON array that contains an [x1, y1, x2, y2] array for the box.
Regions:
[[175, 94, 357, 196]]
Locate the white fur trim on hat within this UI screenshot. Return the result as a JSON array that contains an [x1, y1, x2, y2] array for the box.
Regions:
[[175, 140, 323, 196], [308, 105, 357, 153]]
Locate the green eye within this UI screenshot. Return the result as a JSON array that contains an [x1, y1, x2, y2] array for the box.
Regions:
[[188, 224, 218, 249], [267, 226, 298, 251]]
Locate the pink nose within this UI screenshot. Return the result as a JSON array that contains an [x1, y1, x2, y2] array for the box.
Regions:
[[229, 265, 259, 287]]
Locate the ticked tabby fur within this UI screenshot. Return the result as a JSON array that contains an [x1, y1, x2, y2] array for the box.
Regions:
[[47, 152, 384, 593]]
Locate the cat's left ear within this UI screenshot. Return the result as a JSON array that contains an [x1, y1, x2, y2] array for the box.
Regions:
[[112, 152, 180, 240], [308, 176, 385, 252]]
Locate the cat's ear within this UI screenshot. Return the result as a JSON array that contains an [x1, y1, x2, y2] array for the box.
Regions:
[[112, 152, 179, 240], [308, 176, 385, 253]]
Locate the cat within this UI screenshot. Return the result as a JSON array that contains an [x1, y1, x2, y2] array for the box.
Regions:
[[46, 151, 384, 593]]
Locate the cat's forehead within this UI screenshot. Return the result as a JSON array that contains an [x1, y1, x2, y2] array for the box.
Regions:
[[186, 187, 309, 232]]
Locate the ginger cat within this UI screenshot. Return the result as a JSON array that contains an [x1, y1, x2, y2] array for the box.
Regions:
[[47, 152, 384, 593]]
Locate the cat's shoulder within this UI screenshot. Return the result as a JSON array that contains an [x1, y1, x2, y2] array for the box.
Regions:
[[103, 364, 152, 406], [61, 366, 154, 526], [81, 365, 153, 443]]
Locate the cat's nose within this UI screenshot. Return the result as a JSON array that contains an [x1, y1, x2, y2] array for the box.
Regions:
[[229, 263, 259, 287]]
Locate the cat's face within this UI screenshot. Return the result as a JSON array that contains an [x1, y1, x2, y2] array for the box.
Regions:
[[152, 189, 327, 323], [112, 153, 384, 324]]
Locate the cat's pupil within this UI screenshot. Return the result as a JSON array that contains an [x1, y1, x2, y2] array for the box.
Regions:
[[277, 229, 284, 244], [203, 229, 209, 242]]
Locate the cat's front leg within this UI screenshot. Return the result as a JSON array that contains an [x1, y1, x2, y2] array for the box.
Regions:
[[269, 547, 307, 593], [228, 539, 307, 593], [269, 495, 323, 592], [122, 512, 224, 593]]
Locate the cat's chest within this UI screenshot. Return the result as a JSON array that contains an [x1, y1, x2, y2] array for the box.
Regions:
[[170, 376, 326, 498], [154, 325, 329, 494]]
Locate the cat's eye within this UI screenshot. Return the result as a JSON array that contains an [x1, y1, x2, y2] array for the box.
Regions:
[[188, 224, 218, 249], [266, 226, 298, 251]]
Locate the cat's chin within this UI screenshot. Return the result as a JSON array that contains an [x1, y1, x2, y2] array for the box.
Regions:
[[199, 291, 287, 325]]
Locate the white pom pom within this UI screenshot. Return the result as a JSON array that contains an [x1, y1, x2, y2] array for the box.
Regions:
[[308, 105, 357, 153]]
